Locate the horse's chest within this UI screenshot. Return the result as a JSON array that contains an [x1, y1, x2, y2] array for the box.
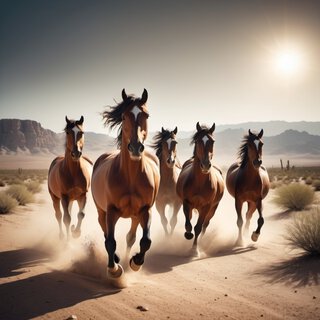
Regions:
[[118, 193, 145, 218]]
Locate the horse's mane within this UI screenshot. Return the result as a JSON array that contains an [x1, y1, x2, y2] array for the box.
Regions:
[[151, 129, 175, 159], [102, 95, 138, 148], [191, 125, 213, 157]]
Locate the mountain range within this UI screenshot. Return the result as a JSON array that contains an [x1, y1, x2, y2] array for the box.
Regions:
[[0, 119, 319, 164]]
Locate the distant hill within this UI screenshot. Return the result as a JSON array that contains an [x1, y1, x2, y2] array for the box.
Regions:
[[0, 119, 319, 164], [0, 119, 60, 154]]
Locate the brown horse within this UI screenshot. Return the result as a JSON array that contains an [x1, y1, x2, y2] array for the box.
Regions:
[[48, 116, 93, 239], [151, 127, 182, 235], [176, 122, 224, 256], [226, 129, 270, 246], [91, 89, 160, 280]]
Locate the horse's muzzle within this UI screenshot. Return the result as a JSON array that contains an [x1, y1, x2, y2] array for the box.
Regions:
[[71, 150, 82, 160], [166, 156, 175, 168], [128, 142, 144, 159], [253, 159, 262, 168], [200, 161, 211, 173]]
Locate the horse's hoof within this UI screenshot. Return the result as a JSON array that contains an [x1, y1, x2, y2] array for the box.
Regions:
[[71, 225, 81, 238], [129, 257, 141, 272], [190, 246, 200, 258], [251, 232, 260, 242], [108, 264, 124, 279], [184, 232, 194, 240]]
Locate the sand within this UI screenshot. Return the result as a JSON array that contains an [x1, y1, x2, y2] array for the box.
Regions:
[[0, 181, 319, 320]]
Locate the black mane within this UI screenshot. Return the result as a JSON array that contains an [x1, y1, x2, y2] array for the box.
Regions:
[[151, 129, 176, 159], [102, 94, 139, 148]]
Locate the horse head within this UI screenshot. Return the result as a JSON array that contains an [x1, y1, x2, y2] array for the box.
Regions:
[[65, 116, 84, 161], [193, 122, 215, 173], [160, 126, 178, 168], [121, 89, 149, 160], [247, 129, 264, 168]]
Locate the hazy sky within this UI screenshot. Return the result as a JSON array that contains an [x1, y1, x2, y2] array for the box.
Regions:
[[1, 0, 319, 134]]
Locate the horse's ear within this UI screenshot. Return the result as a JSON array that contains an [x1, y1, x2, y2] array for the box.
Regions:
[[258, 129, 264, 139], [173, 126, 178, 135], [209, 123, 215, 134], [248, 129, 253, 136], [122, 88, 128, 101], [141, 88, 148, 104], [65, 116, 71, 124], [78, 115, 84, 125], [161, 127, 165, 133], [196, 122, 202, 132]]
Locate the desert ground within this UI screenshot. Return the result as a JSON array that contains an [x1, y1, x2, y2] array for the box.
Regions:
[[0, 161, 319, 320]]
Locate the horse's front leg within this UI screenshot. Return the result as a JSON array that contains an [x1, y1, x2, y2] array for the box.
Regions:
[[61, 195, 71, 240], [183, 200, 193, 240], [156, 201, 169, 236], [170, 200, 182, 235], [235, 198, 244, 246], [71, 194, 86, 238], [105, 208, 123, 278], [129, 206, 152, 272], [251, 199, 264, 242], [244, 201, 256, 236]]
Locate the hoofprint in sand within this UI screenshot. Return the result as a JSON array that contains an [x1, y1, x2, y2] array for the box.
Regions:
[[0, 183, 319, 320]]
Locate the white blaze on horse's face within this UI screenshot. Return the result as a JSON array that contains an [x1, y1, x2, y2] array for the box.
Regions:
[[254, 139, 260, 152], [167, 138, 173, 149], [202, 135, 209, 146], [131, 105, 142, 121], [72, 126, 81, 141]]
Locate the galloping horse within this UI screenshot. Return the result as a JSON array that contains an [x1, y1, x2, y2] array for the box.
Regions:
[[151, 127, 182, 235], [48, 116, 93, 239], [176, 122, 224, 256], [91, 89, 160, 280], [226, 129, 270, 246]]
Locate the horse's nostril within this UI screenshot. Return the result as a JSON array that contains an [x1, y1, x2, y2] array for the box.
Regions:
[[139, 144, 145, 153]]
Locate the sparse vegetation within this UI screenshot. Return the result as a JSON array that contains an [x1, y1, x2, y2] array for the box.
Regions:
[[25, 180, 42, 194], [0, 192, 18, 214], [6, 184, 34, 206], [273, 183, 315, 211], [312, 179, 320, 191], [0, 169, 48, 186], [0, 180, 5, 187], [285, 207, 320, 256]]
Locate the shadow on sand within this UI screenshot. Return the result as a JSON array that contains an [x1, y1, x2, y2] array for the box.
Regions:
[[253, 254, 320, 287], [0, 247, 120, 320]]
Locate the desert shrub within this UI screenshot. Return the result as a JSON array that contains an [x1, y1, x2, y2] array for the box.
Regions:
[[6, 184, 34, 205], [305, 177, 313, 185], [7, 178, 24, 185], [25, 180, 42, 194], [285, 207, 320, 256], [273, 183, 315, 211], [0, 180, 5, 187], [0, 192, 18, 214], [312, 179, 320, 191]]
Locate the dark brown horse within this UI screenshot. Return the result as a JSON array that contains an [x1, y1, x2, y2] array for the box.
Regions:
[[48, 116, 93, 239], [91, 89, 160, 281], [176, 122, 224, 256], [226, 129, 270, 246], [151, 127, 182, 235]]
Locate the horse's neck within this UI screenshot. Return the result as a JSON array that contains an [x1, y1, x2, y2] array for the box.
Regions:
[[241, 160, 259, 176], [192, 157, 207, 178], [119, 148, 143, 178]]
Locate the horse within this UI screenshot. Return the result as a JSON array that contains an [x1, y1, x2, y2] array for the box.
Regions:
[[226, 129, 270, 246], [176, 122, 224, 256], [48, 116, 93, 240], [151, 127, 182, 235], [91, 89, 160, 281]]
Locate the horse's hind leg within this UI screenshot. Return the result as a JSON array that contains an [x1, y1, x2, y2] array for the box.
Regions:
[[235, 199, 244, 246], [244, 201, 256, 236], [130, 207, 152, 272], [156, 201, 169, 235], [51, 194, 64, 239], [126, 217, 139, 258], [71, 195, 86, 238], [252, 199, 264, 242]]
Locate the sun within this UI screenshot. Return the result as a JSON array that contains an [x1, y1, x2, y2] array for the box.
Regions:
[[272, 45, 304, 76]]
